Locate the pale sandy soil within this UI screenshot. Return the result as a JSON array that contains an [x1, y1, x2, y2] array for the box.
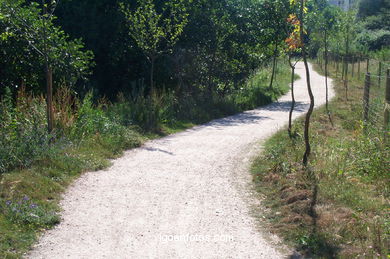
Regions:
[[28, 62, 334, 259]]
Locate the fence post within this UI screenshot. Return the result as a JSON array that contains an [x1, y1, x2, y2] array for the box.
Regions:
[[367, 58, 370, 74], [336, 55, 339, 76], [378, 62, 382, 87], [363, 73, 371, 124], [358, 54, 361, 79], [385, 69, 390, 138], [352, 56, 355, 78]]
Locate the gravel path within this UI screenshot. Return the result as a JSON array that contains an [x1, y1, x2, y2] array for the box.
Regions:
[[28, 62, 334, 259]]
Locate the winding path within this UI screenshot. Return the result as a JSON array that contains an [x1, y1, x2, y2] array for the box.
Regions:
[[29, 62, 334, 259]]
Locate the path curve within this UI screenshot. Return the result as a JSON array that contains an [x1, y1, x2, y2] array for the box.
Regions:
[[29, 62, 334, 259]]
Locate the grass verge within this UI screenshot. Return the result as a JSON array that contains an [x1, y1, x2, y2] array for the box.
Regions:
[[251, 62, 389, 258]]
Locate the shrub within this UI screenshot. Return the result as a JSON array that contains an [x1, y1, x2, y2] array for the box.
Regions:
[[0, 88, 51, 174], [71, 92, 142, 151]]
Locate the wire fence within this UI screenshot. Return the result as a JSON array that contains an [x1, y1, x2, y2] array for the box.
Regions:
[[317, 53, 390, 137]]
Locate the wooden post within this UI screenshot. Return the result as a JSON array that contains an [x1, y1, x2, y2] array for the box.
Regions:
[[363, 73, 371, 124], [342, 56, 345, 80], [336, 55, 339, 76], [358, 54, 361, 79], [367, 58, 370, 74], [385, 69, 390, 137], [378, 62, 382, 87], [352, 56, 355, 78]]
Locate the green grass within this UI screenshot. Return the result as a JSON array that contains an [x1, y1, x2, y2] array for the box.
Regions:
[[251, 60, 389, 258], [0, 60, 293, 258]]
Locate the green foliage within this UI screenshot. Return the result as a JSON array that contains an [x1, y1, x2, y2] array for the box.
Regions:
[[119, 0, 189, 57], [0, 88, 143, 175], [0, 0, 93, 90], [0, 89, 51, 173], [357, 29, 390, 51]]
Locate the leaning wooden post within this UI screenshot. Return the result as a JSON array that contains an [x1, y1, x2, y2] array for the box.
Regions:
[[385, 69, 390, 140], [363, 73, 371, 126], [378, 61, 382, 87]]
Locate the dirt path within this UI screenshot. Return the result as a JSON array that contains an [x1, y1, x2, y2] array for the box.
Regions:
[[29, 62, 334, 259]]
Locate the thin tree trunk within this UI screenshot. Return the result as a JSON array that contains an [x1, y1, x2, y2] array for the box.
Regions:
[[300, 0, 315, 166], [42, 1, 54, 135], [288, 55, 296, 138], [207, 52, 216, 95], [46, 63, 54, 134], [269, 42, 278, 89], [344, 27, 350, 100], [150, 55, 155, 92], [324, 30, 333, 126]]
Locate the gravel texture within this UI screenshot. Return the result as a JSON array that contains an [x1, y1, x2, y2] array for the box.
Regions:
[[28, 62, 334, 259]]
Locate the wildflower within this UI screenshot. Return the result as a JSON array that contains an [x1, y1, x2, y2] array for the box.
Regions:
[[30, 204, 38, 209], [23, 196, 30, 201], [5, 200, 12, 206]]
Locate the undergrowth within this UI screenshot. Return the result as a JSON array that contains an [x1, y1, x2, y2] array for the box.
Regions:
[[0, 61, 291, 258], [252, 61, 389, 258]]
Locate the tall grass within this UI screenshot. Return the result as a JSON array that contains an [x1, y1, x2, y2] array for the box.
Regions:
[[0, 87, 142, 174]]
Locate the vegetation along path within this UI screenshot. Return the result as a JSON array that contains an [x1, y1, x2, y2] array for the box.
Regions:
[[29, 62, 334, 258]]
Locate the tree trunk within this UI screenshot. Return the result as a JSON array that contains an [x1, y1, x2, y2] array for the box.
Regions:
[[324, 30, 333, 126], [46, 64, 54, 134], [300, 0, 315, 166], [288, 56, 296, 138], [150, 55, 155, 92], [344, 27, 350, 100], [269, 42, 278, 89], [207, 52, 216, 95]]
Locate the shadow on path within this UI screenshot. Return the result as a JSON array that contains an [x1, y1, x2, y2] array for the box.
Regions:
[[141, 147, 175, 156], [262, 101, 308, 112]]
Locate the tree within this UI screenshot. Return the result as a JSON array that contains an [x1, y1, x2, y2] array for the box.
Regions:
[[314, 5, 339, 126], [285, 13, 302, 137], [120, 0, 190, 91], [289, 0, 314, 166], [339, 10, 357, 100], [0, 0, 93, 133], [260, 0, 290, 89]]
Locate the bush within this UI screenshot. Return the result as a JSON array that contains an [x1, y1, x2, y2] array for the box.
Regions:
[[0, 88, 51, 173], [357, 29, 390, 51], [71, 92, 142, 151]]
